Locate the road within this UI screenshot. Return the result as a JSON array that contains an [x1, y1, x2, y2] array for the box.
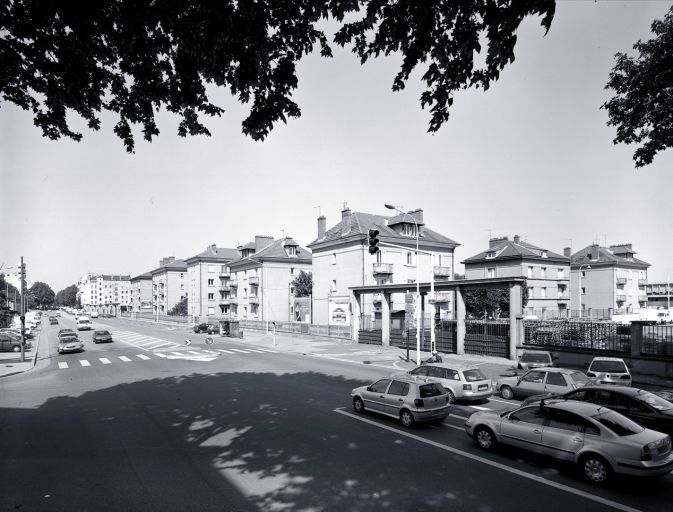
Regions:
[[1, 315, 672, 511]]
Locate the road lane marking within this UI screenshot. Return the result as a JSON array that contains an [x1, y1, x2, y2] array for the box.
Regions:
[[155, 353, 167, 358], [217, 349, 234, 354], [171, 351, 184, 355], [489, 397, 521, 406], [334, 408, 643, 512], [203, 350, 217, 354], [442, 423, 465, 431], [245, 349, 265, 353], [449, 413, 468, 420], [469, 405, 490, 411], [256, 348, 277, 353], [136, 354, 150, 360], [230, 349, 249, 353], [99, 358, 112, 365], [118, 356, 131, 362], [137, 339, 161, 346], [58, 362, 68, 369], [143, 341, 172, 349], [79, 360, 91, 367]]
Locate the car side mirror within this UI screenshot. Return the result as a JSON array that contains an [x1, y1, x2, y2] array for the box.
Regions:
[[366, 386, 373, 392]]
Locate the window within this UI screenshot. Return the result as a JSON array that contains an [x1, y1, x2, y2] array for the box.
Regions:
[[207, 293, 214, 300], [557, 268, 564, 279], [528, 287, 534, 299], [487, 268, 496, 278], [528, 266, 534, 278], [387, 381, 410, 396], [330, 280, 337, 293], [540, 267, 546, 279], [427, 367, 445, 379], [376, 250, 382, 263], [332, 253, 336, 265], [409, 366, 429, 376], [406, 252, 413, 265], [521, 371, 545, 384], [208, 265, 214, 273], [541, 251, 548, 258], [207, 307, 215, 315], [540, 287, 546, 299], [581, 287, 586, 295], [509, 407, 546, 425], [486, 251, 495, 259], [180, 273, 183, 278], [546, 409, 596, 434], [581, 271, 586, 278], [287, 246, 297, 257], [545, 372, 567, 387], [290, 267, 295, 275], [370, 379, 391, 393], [207, 279, 214, 286], [402, 223, 417, 237]]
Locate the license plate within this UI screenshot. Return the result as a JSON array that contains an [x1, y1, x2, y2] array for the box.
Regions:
[[478, 384, 488, 391]]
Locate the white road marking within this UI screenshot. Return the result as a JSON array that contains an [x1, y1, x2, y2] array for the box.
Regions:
[[244, 349, 265, 353], [137, 339, 161, 346], [187, 350, 201, 355], [171, 352, 184, 356], [58, 362, 68, 369], [334, 408, 643, 512], [217, 349, 234, 354], [136, 354, 150, 360], [442, 423, 465, 431], [469, 405, 491, 411], [449, 413, 468, 420], [230, 349, 249, 353], [118, 356, 131, 362], [79, 360, 91, 367], [489, 397, 520, 405], [99, 358, 112, 365], [142, 341, 172, 349], [203, 350, 217, 354], [155, 353, 167, 358], [256, 348, 278, 353]]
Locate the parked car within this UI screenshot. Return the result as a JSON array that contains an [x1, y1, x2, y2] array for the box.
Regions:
[[92, 330, 113, 344], [522, 386, 673, 436], [58, 335, 84, 354], [55, 312, 60, 317], [497, 367, 592, 400], [57, 329, 75, 340], [193, 323, 217, 334], [587, 357, 632, 387], [466, 400, 673, 483], [351, 375, 452, 428], [404, 363, 493, 402], [0, 332, 25, 352], [89, 311, 99, 318], [517, 350, 555, 370]]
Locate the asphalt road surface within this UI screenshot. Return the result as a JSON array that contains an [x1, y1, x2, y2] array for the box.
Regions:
[[1, 315, 672, 511]]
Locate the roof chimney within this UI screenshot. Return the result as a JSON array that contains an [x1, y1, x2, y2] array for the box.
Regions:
[[590, 244, 600, 261], [341, 207, 351, 221], [317, 215, 326, 239], [489, 236, 508, 249], [564, 247, 571, 258], [513, 235, 520, 244], [255, 235, 274, 252], [160, 256, 175, 266]]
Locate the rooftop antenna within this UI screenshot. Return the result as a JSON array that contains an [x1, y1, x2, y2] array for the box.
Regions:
[[314, 205, 321, 217], [485, 228, 492, 239], [281, 229, 285, 238]]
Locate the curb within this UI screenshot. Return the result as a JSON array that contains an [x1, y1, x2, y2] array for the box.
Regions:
[[0, 327, 42, 379]]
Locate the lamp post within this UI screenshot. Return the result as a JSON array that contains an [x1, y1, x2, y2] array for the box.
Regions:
[[385, 204, 422, 365], [578, 264, 591, 318]]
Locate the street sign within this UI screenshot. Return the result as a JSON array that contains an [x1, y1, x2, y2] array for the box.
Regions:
[[184, 339, 192, 346], [205, 337, 213, 345]]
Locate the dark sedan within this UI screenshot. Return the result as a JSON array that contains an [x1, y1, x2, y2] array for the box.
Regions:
[[523, 385, 673, 435], [92, 330, 113, 343], [193, 323, 216, 334]]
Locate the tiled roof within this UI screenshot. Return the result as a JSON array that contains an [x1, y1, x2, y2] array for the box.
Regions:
[[239, 242, 256, 251], [308, 211, 459, 248], [130, 272, 152, 281], [229, 238, 311, 267], [186, 245, 240, 263], [463, 239, 568, 264], [571, 245, 650, 268], [150, 259, 187, 275]]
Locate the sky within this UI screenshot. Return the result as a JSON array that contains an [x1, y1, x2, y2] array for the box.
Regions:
[[2, 1, 673, 292]]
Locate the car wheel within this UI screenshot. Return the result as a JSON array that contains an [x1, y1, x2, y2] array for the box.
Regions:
[[400, 409, 415, 428], [474, 426, 497, 451], [444, 388, 456, 404], [500, 386, 514, 400], [12, 345, 21, 353], [580, 454, 611, 484], [353, 397, 365, 413]]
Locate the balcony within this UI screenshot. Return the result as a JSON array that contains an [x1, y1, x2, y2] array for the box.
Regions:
[[616, 295, 627, 302], [616, 277, 627, 285], [638, 295, 648, 302], [219, 271, 231, 279], [372, 262, 393, 274], [372, 293, 383, 304], [433, 266, 451, 278], [638, 279, 647, 286], [220, 298, 238, 306], [249, 276, 259, 285], [219, 284, 231, 292], [557, 294, 570, 301], [427, 292, 451, 303], [229, 280, 238, 287], [249, 296, 260, 305]]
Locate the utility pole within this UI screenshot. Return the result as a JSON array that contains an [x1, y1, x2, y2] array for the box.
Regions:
[[19, 257, 26, 362]]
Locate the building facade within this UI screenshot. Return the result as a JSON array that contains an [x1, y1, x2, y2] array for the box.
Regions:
[[78, 273, 131, 314], [185, 244, 240, 321], [150, 257, 188, 315], [463, 235, 571, 319], [307, 207, 459, 327], [571, 243, 650, 316], [129, 272, 153, 312], [646, 282, 672, 309]]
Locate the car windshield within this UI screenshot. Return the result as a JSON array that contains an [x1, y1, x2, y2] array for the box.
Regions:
[[570, 371, 591, 384], [95, 331, 110, 335], [462, 369, 487, 382], [419, 383, 445, 398], [637, 391, 673, 411], [521, 353, 550, 363], [590, 361, 627, 373], [592, 410, 644, 436]]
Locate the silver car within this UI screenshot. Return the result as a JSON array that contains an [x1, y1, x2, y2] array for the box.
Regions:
[[405, 363, 493, 402], [351, 375, 451, 428], [587, 357, 632, 387], [517, 350, 554, 370], [497, 367, 591, 400], [465, 400, 673, 483]]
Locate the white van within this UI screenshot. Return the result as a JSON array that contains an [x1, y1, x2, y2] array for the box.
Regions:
[[76, 317, 92, 331]]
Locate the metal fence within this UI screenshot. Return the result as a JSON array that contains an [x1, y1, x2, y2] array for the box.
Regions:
[[464, 320, 509, 358], [642, 324, 673, 356], [523, 320, 631, 353], [121, 311, 191, 323], [238, 319, 352, 340]]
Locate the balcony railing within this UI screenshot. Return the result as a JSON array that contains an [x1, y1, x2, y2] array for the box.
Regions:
[[638, 279, 647, 286], [616, 294, 627, 302], [249, 296, 260, 304], [557, 294, 570, 301], [433, 266, 451, 277], [372, 262, 393, 274], [428, 292, 451, 303], [220, 298, 238, 306], [229, 280, 238, 287], [249, 276, 259, 285], [220, 285, 231, 292], [219, 271, 231, 278], [616, 277, 627, 285]]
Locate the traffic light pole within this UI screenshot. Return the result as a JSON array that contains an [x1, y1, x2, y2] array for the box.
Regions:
[[20, 256, 26, 362]]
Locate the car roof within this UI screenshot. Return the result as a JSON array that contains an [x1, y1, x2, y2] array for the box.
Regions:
[[526, 366, 577, 374], [590, 357, 626, 362], [418, 362, 480, 371], [521, 349, 552, 354], [579, 385, 653, 397], [533, 400, 609, 416], [389, 374, 443, 385]]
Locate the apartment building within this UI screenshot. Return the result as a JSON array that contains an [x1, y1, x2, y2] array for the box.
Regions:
[[129, 272, 153, 312], [571, 243, 650, 316], [221, 236, 312, 322], [307, 207, 459, 327], [78, 273, 131, 314], [185, 244, 240, 320], [646, 282, 672, 309], [150, 257, 187, 314], [463, 235, 570, 319]]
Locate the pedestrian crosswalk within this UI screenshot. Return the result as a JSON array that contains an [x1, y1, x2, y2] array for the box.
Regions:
[[57, 354, 156, 370]]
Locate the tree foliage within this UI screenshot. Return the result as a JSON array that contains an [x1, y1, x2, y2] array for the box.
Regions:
[[168, 296, 188, 316], [464, 282, 528, 319], [55, 284, 79, 307], [0, 274, 21, 310], [291, 270, 313, 297], [603, 6, 673, 167], [28, 281, 55, 309], [0, 0, 555, 152]]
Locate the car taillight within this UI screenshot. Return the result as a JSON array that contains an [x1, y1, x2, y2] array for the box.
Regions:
[[587, 372, 596, 378], [620, 375, 631, 380], [463, 384, 472, 391], [414, 399, 424, 407]]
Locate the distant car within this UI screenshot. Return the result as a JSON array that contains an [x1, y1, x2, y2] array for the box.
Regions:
[[57, 329, 75, 340], [92, 330, 113, 344], [89, 311, 99, 318], [465, 400, 673, 483], [55, 312, 60, 317], [0, 333, 25, 353], [49, 316, 58, 325], [76, 317, 92, 331], [522, 386, 673, 436], [57, 336, 84, 354], [587, 357, 632, 387], [517, 350, 554, 370], [496, 367, 591, 400], [351, 375, 451, 428], [193, 323, 217, 334], [404, 363, 493, 402]]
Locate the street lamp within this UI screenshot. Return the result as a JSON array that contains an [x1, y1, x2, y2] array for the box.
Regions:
[[578, 264, 591, 318], [385, 204, 422, 365]]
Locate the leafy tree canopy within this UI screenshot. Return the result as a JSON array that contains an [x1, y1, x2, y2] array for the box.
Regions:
[[603, 6, 673, 167], [1, 0, 555, 152], [291, 270, 313, 297], [29, 281, 56, 308], [464, 282, 528, 319], [168, 296, 188, 316], [55, 284, 79, 307], [0, 274, 21, 309]]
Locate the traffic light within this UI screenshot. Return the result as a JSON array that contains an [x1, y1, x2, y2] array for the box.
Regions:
[[368, 229, 380, 254]]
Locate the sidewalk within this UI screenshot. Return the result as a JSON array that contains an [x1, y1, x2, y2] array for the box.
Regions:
[[0, 329, 43, 378]]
